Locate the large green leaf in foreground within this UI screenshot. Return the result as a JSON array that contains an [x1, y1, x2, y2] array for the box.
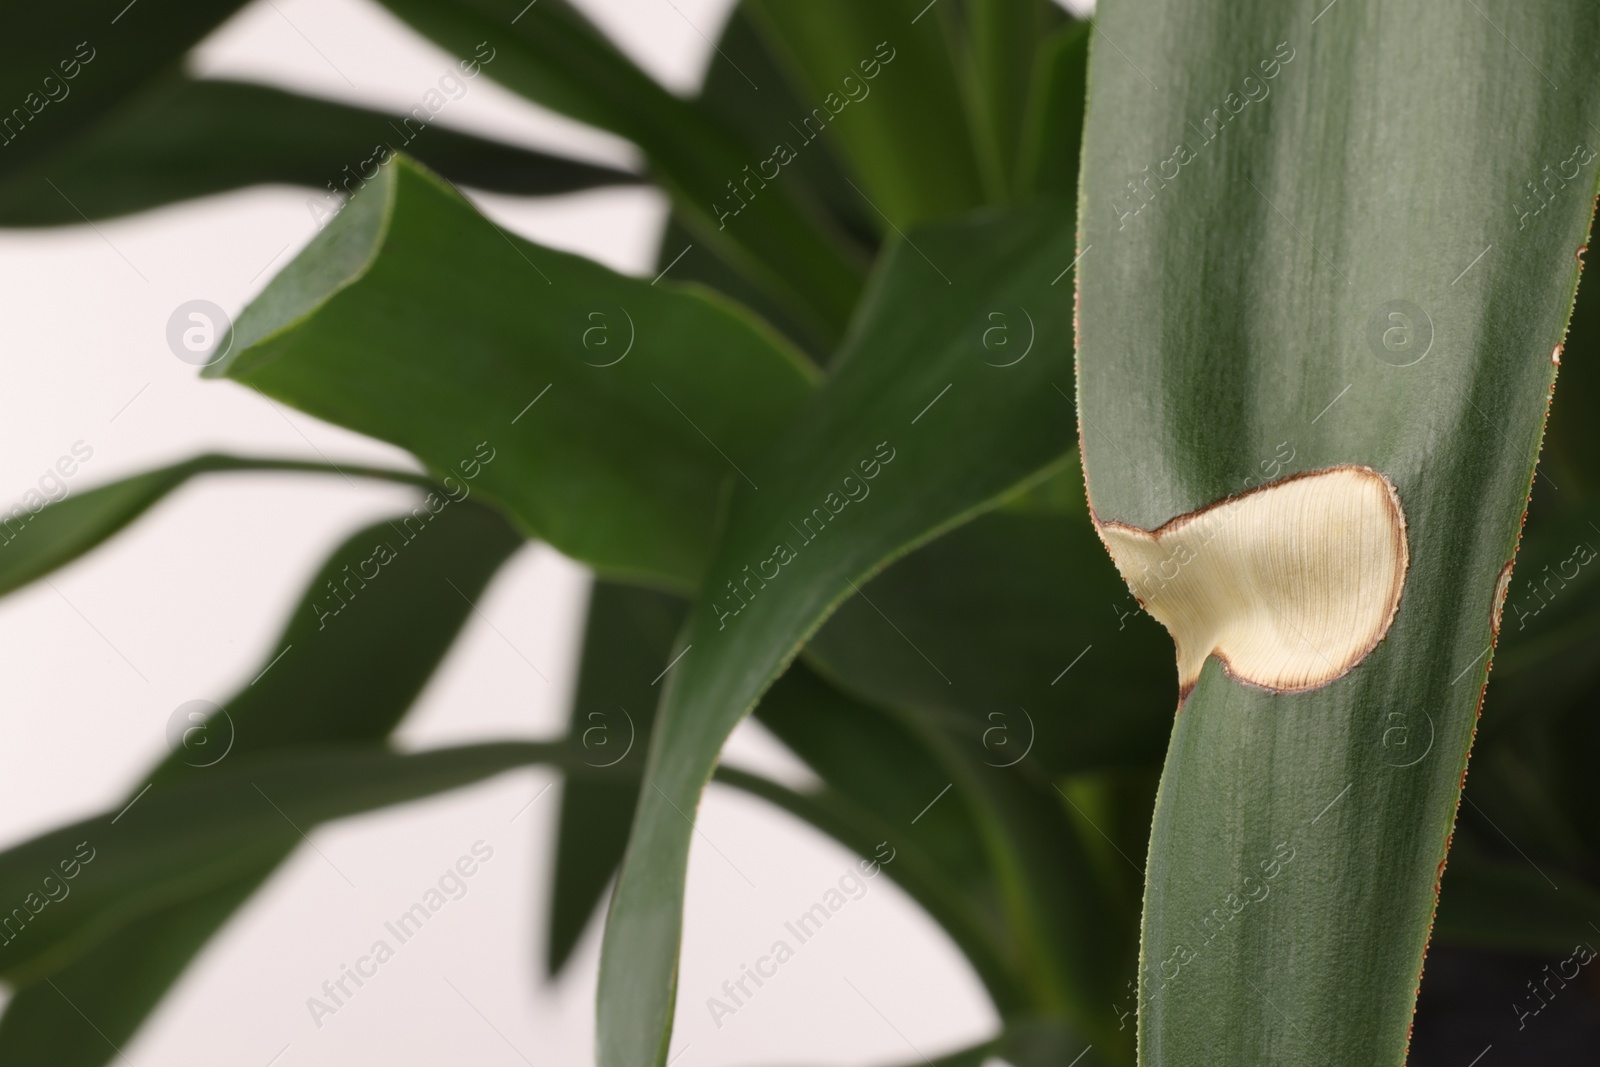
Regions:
[[597, 199, 1083, 1067], [211, 156, 816, 591], [1075, 2, 1600, 1063]]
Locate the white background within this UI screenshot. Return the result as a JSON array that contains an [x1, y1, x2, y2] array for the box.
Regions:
[[0, 1, 1083, 1063]]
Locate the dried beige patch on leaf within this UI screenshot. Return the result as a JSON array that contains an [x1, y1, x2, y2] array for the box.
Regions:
[[1096, 466, 1408, 694]]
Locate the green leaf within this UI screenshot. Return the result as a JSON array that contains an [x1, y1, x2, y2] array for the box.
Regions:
[[647, 4, 881, 359], [750, 663, 1027, 1015], [1453, 268, 1600, 934], [957, 0, 1072, 199], [721, 1037, 1000, 1067], [1073, 3, 1600, 1063], [0, 454, 433, 601], [1483, 263, 1600, 730], [1455, 683, 1599, 892], [806, 503, 1175, 776], [688, 4, 876, 249], [547, 577, 1054, 1022], [0, 77, 639, 226], [745, 0, 988, 230], [0, 742, 574, 986], [1482, 495, 1600, 728], [546, 581, 687, 977], [717, 757, 1029, 1016], [1434, 849, 1600, 955], [0, 499, 524, 1062], [0, 460, 192, 598], [0, 870, 272, 1067], [1539, 236, 1600, 505], [546, 579, 1030, 1010], [1016, 21, 1090, 200], [372, 0, 866, 342], [744, 661, 1131, 1063], [896, 717, 1133, 1060], [0, 1, 249, 176], [210, 155, 818, 591], [1488, 670, 1600, 858], [1054, 768, 1160, 942], [654, 212, 836, 364], [148, 500, 526, 777], [756, 664, 995, 898], [596, 199, 1083, 1067]]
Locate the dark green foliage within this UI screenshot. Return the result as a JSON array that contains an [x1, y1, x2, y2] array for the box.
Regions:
[[1, 3, 1596, 1066]]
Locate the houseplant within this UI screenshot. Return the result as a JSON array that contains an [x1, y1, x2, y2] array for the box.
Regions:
[[0, 0, 1597, 1063]]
